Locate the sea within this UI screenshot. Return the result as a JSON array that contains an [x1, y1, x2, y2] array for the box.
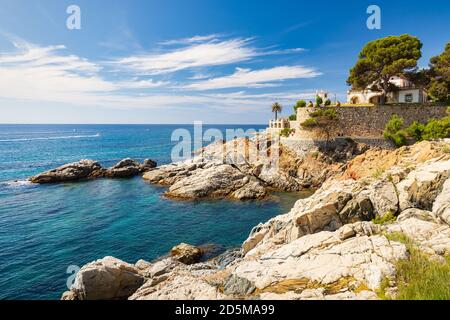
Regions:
[[0, 124, 309, 300]]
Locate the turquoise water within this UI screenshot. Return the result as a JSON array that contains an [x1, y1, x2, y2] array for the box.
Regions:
[[0, 124, 306, 300]]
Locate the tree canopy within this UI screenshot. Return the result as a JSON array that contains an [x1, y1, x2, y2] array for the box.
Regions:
[[347, 34, 422, 102], [428, 42, 450, 102]]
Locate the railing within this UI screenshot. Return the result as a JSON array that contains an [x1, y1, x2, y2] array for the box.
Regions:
[[269, 119, 289, 129]]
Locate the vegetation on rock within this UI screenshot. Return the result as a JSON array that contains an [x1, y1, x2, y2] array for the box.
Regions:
[[301, 108, 338, 141], [379, 233, 450, 300]]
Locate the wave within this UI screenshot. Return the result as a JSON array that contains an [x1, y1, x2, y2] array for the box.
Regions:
[[0, 133, 100, 143], [0, 179, 35, 190]]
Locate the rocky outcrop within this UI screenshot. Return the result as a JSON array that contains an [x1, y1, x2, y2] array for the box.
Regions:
[[30, 159, 103, 183], [142, 136, 366, 200], [170, 243, 203, 265], [62, 257, 145, 300], [30, 158, 156, 183], [61, 141, 450, 300]]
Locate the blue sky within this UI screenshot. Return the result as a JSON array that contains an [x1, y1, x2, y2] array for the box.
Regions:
[[0, 0, 448, 124]]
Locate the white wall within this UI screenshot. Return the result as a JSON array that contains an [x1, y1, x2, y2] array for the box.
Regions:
[[398, 89, 421, 103]]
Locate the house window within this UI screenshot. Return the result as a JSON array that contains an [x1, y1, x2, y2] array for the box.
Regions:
[[405, 94, 413, 103]]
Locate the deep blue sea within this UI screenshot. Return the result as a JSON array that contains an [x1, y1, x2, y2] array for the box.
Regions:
[[0, 124, 309, 300]]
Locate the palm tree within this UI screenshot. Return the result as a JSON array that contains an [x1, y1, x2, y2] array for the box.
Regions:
[[271, 102, 282, 120]]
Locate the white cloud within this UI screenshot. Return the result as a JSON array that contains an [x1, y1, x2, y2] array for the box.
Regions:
[[113, 38, 258, 75], [0, 36, 319, 115], [182, 66, 321, 90], [112, 35, 306, 75], [115, 79, 170, 89], [159, 34, 221, 45]]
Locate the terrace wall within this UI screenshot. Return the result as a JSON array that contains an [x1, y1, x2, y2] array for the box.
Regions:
[[294, 105, 448, 139]]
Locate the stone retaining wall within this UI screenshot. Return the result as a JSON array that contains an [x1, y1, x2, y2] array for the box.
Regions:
[[294, 105, 447, 139]]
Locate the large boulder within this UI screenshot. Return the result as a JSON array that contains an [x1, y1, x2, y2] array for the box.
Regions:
[[129, 263, 224, 300], [30, 159, 103, 183], [369, 180, 399, 216], [396, 160, 450, 211], [339, 192, 375, 223], [105, 158, 141, 178], [433, 177, 450, 226], [62, 257, 144, 300], [292, 181, 355, 236], [140, 159, 157, 172], [170, 243, 203, 265], [166, 164, 248, 199], [232, 180, 267, 200], [30, 158, 157, 183]]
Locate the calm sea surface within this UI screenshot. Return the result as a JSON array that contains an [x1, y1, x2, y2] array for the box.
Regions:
[[0, 124, 309, 299]]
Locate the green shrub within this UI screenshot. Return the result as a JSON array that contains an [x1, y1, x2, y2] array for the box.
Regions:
[[300, 118, 317, 127], [307, 101, 314, 108], [288, 114, 297, 121], [384, 115, 408, 147], [384, 129, 408, 147], [301, 108, 337, 140], [316, 96, 323, 106], [294, 100, 306, 111], [372, 211, 397, 225], [324, 99, 331, 106], [308, 108, 337, 119], [406, 121, 425, 141], [336, 101, 341, 107], [280, 128, 294, 137], [422, 117, 450, 140]]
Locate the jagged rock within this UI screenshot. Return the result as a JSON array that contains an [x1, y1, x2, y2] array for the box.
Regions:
[[210, 249, 242, 269], [292, 181, 355, 236], [369, 180, 399, 216], [223, 274, 256, 296], [129, 263, 223, 300], [142, 258, 181, 278], [30, 158, 157, 183], [170, 243, 203, 265], [64, 256, 144, 300], [61, 290, 79, 300], [105, 158, 141, 178], [433, 177, 450, 226], [396, 208, 438, 223], [167, 165, 247, 199], [396, 160, 450, 211], [130, 275, 224, 300], [242, 225, 269, 256], [134, 259, 152, 272], [232, 181, 267, 200], [30, 159, 103, 183], [339, 192, 374, 223], [233, 232, 407, 292], [141, 159, 157, 171]]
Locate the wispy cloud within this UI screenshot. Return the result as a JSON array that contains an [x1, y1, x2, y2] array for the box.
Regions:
[[113, 37, 258, 75], [0, 35, 320, 115], [182, 66, 321, 90], [159, 34, 222, 45], [112, 35, 305, 75]]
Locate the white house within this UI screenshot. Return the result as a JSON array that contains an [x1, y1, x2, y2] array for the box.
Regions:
[[347, 75, 428, 104]]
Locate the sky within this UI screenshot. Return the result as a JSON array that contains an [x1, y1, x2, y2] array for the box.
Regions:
[[0, 0, 448, 124]]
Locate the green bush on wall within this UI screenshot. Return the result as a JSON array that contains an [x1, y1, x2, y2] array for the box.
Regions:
[[384, 114, 450, 147]]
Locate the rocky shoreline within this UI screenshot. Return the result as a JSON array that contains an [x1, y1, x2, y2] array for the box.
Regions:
[[28, 137, 450, 300], [29, 158, 157, 183]]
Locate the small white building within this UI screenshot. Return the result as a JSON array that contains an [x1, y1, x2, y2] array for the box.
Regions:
[[347, 76, 428, 104]]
